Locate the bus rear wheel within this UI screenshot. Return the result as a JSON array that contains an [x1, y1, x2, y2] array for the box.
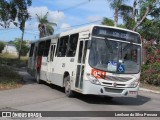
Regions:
[[64, 76, 74, 97]]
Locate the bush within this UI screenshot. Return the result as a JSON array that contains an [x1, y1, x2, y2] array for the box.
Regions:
[[13, 38, 29, 56], [141, 62, 160, 86], [0, 41, 5, 53]]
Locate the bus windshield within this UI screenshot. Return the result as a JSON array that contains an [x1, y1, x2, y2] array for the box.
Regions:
[[89, 37, 141, 74]]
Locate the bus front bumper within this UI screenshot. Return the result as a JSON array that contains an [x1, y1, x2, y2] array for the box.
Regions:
[[82, 81, 139, 98]]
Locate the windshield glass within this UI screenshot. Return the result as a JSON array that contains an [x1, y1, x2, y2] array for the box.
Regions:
[[89, 38, 141, 74]]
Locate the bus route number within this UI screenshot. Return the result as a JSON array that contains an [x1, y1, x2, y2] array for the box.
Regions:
[[91, 69, 106, 78]]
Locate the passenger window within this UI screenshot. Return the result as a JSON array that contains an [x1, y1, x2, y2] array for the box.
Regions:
[[29, 43, 35, 57], [67, 33, 79, 57], [38, 41, 45, 56], [50, 45, 56, 61], [57, 36, 69, 57], [43, 40, 51, 57]]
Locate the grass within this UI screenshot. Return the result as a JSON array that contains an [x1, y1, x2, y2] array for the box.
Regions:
[[0, 53, 27, 90], [0, 53, 28, 68], [0, 64, 24, 90]]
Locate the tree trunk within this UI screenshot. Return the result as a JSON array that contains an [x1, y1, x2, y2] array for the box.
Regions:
[[132, 0, 137, 19], [18, 28, 24, 60], [133, 6, 151, 31], [114, 7, 119, 27]]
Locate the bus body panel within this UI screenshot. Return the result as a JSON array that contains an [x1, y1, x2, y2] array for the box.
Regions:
[[27, 24, 142, 98]]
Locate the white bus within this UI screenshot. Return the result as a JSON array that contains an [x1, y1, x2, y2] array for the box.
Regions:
[[27, 25, 142, 98]]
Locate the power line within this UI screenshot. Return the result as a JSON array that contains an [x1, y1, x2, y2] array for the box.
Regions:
[[57, 0, 94, 12], [55, 16, 114, 30], [55, 19, 101, 30]]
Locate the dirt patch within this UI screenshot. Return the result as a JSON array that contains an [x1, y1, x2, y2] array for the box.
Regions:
[[0, 83, 24, 91], [140, 82, 160, 92]]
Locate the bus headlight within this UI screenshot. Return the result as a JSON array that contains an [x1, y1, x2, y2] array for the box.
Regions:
[[86, 73, 100, 85], [129, 79, 139, 88]]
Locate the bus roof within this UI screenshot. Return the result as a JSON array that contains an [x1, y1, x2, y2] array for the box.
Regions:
[[31, 24, 140, 44], [60, 24, 140, 36]]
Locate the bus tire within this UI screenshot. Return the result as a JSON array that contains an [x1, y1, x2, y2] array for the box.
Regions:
[[64, 76, 74, 97], [36, 71, 41, 84]]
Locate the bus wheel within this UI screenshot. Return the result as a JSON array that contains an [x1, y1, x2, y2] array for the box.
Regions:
[[36, 72, 41, 84], [64, 76, 74, 97]]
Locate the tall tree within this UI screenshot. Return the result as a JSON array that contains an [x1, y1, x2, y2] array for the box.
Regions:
[[36, 12, 57, 38], [118, 0, 160, 31], [133, 0, 159, 31], [102, 17, 114, 26], [101, 17, 125, 28], [0, 0, 32, 28], [0, 0, 32, 59], [107, 0, 128, 27], [119, 4, 135, 29]]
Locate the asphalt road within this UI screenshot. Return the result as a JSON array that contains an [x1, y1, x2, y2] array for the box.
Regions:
[[0, 71, 160, 120]]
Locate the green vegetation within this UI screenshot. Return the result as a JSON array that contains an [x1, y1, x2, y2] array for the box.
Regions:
[[0, 0, 32, 28], [0, 53, 27, 90], [141, 62, 160, 86], [140, 43, 160, 88], [0, 53, 28, 68], [13, 38, 29, 56], [0, 64, 23, 90], [0, 41, 5, 53], [36, 12, 57, 38]]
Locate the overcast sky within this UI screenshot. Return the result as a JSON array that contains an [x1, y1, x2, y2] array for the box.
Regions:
[[0, 0, 132, 42]]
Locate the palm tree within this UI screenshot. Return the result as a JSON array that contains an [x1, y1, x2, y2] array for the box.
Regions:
[[102, 17, 114, 26], [107, 0, 128, 27], [119, 4, 136, 29], [36, 12, 57, 38]]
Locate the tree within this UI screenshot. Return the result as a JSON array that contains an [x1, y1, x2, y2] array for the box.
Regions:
[[36, 12, 57, 38], [13, 38, 29, 56], [101, 17, 125, 28], [102, 17, 114, 26], [0, 41, 5, 53], [119, 4, 136, 29], [0, 0, 32, 59], [133, 0, 160, 31], [0, 0, 32, 28], [107, 0, 128, 27]]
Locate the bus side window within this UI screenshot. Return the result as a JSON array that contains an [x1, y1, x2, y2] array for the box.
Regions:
[[57, 36, 69, 57], [29, 43, 35, 57], [38, 41, 45, 56], [67, 33, 79, 57], [43, 40, 51, 57]]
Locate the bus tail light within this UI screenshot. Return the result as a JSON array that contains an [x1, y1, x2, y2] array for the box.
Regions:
[[129, 79, 139, 88], [86, 73, 100, 85]]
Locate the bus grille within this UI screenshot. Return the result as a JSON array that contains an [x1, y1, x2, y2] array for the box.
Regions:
[[105, 76, 132, 82], [104, 88, 124, 93]]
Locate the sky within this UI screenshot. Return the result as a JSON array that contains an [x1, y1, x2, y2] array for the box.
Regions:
[[0, 0, 132, 42]]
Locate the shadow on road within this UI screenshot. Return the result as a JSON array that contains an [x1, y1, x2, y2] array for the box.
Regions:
[[23, 72, 151, 106], [46, 82, 151, 106], [75, 94, 151, 106]]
